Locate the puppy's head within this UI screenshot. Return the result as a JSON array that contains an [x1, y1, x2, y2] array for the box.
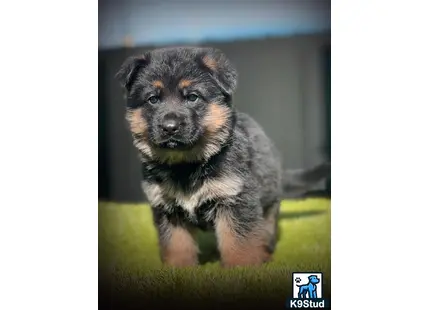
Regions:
[[116, 47, 238, 164]]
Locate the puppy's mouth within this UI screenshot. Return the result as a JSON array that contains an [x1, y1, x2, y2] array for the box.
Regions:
[[157, 138, 194, 150]]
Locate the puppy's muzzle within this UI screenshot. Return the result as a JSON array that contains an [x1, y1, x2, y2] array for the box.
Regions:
[[160, 112, 185, 136]]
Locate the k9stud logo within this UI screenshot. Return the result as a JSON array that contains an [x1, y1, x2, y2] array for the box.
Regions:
[[286, 272, 329, 309]]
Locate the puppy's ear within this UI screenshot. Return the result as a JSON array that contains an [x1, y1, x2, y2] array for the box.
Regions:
[[116, 53, 150, 92], [198, 48, 238, 98]]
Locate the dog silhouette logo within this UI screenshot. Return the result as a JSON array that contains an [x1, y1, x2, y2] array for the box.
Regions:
[[286, 272, 328, 308], [294, 274, 321, 299]]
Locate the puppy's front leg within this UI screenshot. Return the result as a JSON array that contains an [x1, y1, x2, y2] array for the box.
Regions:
[[215, 207, 270, 267], [152, 209, 199, 267]]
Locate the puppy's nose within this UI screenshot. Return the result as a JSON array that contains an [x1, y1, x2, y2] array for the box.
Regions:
[[161, 118, 179, 134]]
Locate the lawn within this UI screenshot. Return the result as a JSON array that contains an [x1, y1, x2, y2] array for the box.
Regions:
[[99, 198, 331, 309]]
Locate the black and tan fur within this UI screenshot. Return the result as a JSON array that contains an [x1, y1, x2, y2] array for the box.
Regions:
[[116, 47, 330, 267]]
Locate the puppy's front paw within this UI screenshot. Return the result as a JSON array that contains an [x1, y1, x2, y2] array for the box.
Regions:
[[160, 226, 199, 267], [219, 244, 271, 268], [221, 249, 271, 268]]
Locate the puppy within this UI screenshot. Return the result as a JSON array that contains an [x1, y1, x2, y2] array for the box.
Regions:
[[116, 47, 329, 267]]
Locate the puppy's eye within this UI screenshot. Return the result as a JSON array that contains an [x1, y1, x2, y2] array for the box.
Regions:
[[147, 96, 160, 104], [186, 94, 199, 102]]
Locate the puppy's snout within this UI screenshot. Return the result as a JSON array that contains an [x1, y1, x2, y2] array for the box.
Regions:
[[162, 119, 179, 134], [161, 112, 184, 135]]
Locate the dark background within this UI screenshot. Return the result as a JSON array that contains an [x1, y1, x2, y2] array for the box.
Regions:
[[98, 1, 331, 203]]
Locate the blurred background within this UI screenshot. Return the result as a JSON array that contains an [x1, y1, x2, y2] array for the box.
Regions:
[[98, 0, 331, 203]]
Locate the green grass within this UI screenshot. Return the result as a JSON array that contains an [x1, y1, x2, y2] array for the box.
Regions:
[[99, 198, 331, 307]]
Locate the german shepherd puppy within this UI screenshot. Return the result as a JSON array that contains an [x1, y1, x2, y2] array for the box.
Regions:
[[116, 47, 330, 268]]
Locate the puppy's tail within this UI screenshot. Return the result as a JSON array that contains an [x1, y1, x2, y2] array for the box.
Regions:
[[282, 162, 331, 198]]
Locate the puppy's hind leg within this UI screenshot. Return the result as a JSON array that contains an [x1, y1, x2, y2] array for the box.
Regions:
[[262, 201, 281, 257]]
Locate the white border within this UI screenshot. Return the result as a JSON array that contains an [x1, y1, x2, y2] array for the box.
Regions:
[[332, 0, 430, 309], [0, 1, 97, 309]]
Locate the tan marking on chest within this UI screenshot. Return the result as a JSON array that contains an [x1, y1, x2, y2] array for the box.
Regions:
[[141, 182, 166, 206], [142, 175, 243, 212]]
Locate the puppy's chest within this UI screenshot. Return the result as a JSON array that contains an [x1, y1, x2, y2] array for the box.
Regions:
[[142, 174, 243, 215]]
